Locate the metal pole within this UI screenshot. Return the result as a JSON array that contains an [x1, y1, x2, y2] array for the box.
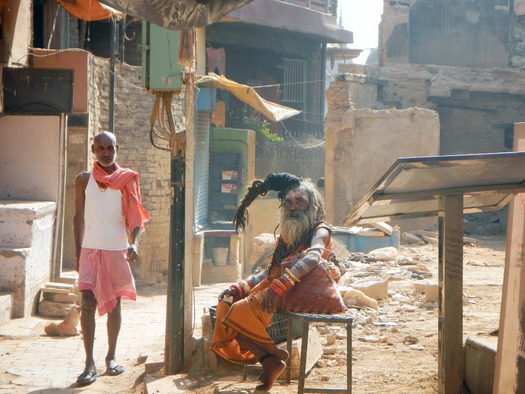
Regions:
[[165, 152, 185, 374], [109, 20, 117, 132], [320, 42, 327, 136]]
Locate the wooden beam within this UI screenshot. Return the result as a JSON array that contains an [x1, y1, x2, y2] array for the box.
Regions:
[[494, 123, 525, 393], [438, 194, 464, 394]]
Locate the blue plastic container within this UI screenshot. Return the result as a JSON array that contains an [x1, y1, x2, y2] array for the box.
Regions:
[[332, 227, 400, 253]]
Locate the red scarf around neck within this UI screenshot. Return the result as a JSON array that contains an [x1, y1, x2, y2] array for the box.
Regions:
[[92, 162, 151, 238]]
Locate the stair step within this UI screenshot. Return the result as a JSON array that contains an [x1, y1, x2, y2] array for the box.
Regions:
[[44, 282, 74, 291]]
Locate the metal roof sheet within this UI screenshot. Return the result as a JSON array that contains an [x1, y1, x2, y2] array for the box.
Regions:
[[343, 152, 525, 225]]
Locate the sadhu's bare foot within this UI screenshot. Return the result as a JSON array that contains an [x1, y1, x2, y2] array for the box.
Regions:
[[257, 348, 288, 383], [256, 357, 286, 391]]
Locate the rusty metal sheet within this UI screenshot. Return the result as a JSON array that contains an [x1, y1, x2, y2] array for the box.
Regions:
[[99, 0, 254, 30]]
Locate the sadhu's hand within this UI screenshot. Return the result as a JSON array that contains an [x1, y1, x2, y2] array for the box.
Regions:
[[218, 287, 240, 303]]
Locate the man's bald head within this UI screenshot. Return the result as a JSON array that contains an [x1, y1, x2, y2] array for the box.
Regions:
[[92, 131, 118, 169], [93, 131, 116, 145]]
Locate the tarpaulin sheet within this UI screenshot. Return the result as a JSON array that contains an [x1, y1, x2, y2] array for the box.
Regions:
[[99, 0, 254, 30], [197, 73, 301, 123], [57, 0, 123, 21]]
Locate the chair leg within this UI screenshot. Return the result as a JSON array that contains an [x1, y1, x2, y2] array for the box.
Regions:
[[286, 316, 293, 384], [347, 322, 352, 393], [298, 319, 309, 394]]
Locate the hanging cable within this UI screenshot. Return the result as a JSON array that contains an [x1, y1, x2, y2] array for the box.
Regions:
[[149, 91, 186, 157]]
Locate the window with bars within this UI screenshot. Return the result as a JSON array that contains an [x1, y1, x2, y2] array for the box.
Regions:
[[282, 58, 320, 138], [282, 58, 307, 110]]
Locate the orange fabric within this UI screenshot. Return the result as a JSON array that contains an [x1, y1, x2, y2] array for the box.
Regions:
[[212, 100, 226, 127], [56, 0, 122, 21], [92, 162, 151, 239], [210, 225, 333, 365]]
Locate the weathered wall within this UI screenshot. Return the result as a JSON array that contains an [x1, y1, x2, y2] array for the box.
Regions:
[[0, 115, 62, 201], [512, 0, 525, 67], [378, 1, 409, 66], [408, 0, 509, 68], [325, 77, 440, 227], [86, 54, 183, 285], [381, 0, 525, 69], [2, 0, 31, 66]]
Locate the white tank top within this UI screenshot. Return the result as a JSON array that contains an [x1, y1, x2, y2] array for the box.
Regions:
[[82, 172, 128, 250]]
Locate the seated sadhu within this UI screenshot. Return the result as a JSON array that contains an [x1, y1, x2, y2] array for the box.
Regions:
[[211, 173, 345, 391]]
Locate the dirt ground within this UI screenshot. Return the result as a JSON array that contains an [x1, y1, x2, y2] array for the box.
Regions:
[[83, 233, 506, 394]]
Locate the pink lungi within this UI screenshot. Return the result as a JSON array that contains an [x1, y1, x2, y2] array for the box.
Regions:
[[78, 248, 137, 316]]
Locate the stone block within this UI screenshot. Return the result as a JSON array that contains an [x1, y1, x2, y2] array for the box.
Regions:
[[38, 300, 72, 318], [425, 284, 439, 302], [144, 351, 165, 374], [277, 328, 323, 379], [202, 337, 217, 370], [342, 287, 379, 310], [202, 313, 213, 339], [464, 337, 497, 394], [42, 291, 78, 304], [351, 277, 389, 300], [413, 281, 439, 302]]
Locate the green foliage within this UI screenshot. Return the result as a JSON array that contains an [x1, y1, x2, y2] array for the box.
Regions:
[[228, 108, 284, 142]]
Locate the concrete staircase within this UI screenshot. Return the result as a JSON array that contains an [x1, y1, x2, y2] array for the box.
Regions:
[[0, 200, 57, 325]]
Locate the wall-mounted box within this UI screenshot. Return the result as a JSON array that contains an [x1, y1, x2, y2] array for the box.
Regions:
[[142, 22, 183, 91]]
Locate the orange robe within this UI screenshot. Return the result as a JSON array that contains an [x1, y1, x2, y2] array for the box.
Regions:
[[211, 227, 333, 365]]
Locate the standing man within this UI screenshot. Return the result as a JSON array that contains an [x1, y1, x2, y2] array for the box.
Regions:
[[74, 131, 150, 385]]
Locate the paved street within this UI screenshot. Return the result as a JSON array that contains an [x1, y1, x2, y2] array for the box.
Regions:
[[0, 283, 226, 393]]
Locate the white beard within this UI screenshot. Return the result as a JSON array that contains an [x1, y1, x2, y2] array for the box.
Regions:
[[280, 210, 312, 247]]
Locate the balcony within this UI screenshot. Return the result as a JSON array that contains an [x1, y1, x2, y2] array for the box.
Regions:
[[279, 0, 334, 15], [223, 0, 351, 44]]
